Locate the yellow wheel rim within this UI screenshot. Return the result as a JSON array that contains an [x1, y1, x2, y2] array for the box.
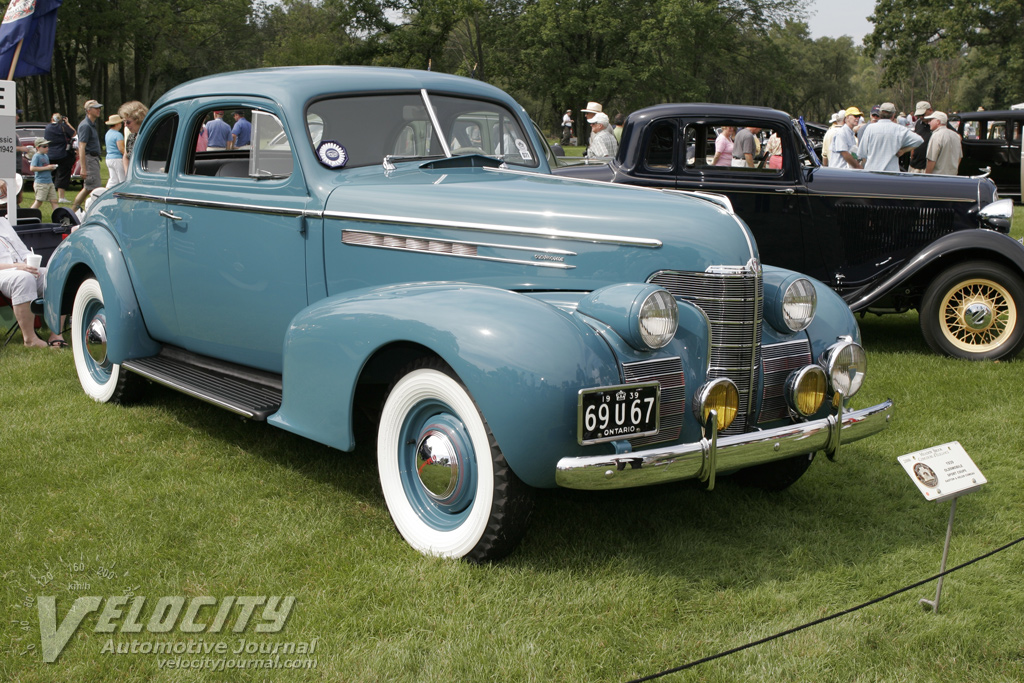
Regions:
[[938, 277, 1017, 353]]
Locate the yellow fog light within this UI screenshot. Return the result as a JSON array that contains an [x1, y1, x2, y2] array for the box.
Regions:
[[785, 365, 827, 417], [694, 378, 739, 430]]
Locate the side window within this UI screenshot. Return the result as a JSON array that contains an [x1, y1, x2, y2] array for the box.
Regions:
[[643, 121, 676, 171], [186, 107, 292, 179], [140, 114, 178, 174], [700, 123, 786, 175], [988, 121, 1007, 141]]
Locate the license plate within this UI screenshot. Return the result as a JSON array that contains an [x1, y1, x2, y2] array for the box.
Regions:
[[577, 382, 660, 445]]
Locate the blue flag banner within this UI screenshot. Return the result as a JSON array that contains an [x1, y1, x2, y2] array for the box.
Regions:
[[0, 0, 63, 79]]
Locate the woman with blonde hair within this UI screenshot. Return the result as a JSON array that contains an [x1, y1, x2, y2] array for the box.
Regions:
[[118, 101, 149, 175]]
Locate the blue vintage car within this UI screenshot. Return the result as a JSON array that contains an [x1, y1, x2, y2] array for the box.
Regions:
[[44, 67, 892, 561]]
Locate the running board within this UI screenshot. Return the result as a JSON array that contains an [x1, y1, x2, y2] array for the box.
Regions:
[[122, 350, 282, 420]]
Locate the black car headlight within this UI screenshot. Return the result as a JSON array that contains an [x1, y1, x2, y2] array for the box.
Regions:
[[576, 284, 679, 351]]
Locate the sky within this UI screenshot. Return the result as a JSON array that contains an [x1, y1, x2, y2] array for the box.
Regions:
[[804, 0, 877, 44]]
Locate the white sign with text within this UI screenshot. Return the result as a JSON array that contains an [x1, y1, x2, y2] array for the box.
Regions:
[[898, 441, 986, 502]]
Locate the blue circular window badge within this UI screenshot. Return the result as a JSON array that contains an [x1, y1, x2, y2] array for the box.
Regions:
[[317, 141, 348, 169]]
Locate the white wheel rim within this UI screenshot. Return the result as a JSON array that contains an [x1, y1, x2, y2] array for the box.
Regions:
[[71, 279, 121, 402]]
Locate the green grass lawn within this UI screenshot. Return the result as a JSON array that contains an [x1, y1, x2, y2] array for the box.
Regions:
[[1, 210, 1023, 682]]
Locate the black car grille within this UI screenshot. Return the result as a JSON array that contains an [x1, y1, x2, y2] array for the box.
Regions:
[[758, 339, 813, 423], [624, 357, 685, 448], [837, 203, 956, 265], [648, 269, 762, 435]]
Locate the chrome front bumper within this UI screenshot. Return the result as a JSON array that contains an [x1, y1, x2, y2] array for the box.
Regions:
[[555, 399, 893, 490]]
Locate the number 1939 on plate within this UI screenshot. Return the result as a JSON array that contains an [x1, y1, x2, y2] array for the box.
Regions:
[[577, 382, 661, 445]]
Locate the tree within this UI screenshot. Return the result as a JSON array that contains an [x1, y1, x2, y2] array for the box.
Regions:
[[866, 0, 1024, 108]]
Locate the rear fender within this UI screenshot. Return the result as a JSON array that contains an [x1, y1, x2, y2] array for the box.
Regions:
[[268, 283, 620, 487], [845, 229, 1024, 312], [43, 224, 160, 362]]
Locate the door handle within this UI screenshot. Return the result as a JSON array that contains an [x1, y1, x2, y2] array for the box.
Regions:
[[775, 188, 796, 194], [159, 210, 183, 220]]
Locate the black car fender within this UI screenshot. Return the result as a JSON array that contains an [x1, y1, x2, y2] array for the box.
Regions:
[[845, 229, 1024, 312]]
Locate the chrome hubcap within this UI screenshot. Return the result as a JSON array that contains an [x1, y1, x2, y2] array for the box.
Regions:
[[85, 312, 108, 364], [415, 428, 462, 504], [962, 301, 993, 331]]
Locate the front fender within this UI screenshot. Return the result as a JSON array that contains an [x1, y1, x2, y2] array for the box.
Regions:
[[845, 229, 1024, 312], [268, 283, 620, 487], [43, 224, 159, 363]]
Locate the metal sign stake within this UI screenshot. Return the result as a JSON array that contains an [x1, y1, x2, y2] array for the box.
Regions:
[[919, 496, 958, 614]]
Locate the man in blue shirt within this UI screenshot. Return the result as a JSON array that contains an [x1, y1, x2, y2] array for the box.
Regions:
[[205, 111, 232, 150], [231, 112, 252, 150], [72, 99, 103, 212], [857, 102, 923, 172]]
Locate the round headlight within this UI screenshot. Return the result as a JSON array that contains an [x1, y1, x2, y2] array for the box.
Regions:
[[824, 340, 867, 398], [638, 289, 678, 349], [693, 378, 739, 431], [785, 365, 827, 417], [782, 278, 817, 332]]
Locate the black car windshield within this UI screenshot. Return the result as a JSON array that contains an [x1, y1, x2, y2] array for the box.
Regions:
[[307, 92, 539, 170]]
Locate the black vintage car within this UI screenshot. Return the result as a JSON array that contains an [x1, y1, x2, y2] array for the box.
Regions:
[[952, 109, 1023, 202], [554, 103, 1022, 361]]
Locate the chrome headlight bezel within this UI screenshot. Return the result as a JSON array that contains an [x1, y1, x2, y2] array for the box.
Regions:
[[764, 272, 817, 334], [785, 365, 828, 417], [821, 338, 867, 398], [979, 198, 1014, 233], [693, 378, 739, 430], [637, 289, 679, 350], [575, 284, 679, 352], [781, 278, 817, 332]]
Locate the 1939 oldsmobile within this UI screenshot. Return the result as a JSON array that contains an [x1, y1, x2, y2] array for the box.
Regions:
[[555, 104, 1022, 361], [44, 68, 892, 561]]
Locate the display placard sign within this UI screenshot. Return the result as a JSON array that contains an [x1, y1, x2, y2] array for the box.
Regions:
[[898, 441, 986, 502], [0, 79, 16, 179]]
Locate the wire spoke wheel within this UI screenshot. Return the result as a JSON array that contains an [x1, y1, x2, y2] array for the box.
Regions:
[[939, 278, 1015, 353], [921, 261, 1024, 361]]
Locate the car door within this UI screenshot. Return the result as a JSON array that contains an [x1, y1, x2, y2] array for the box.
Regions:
[[669, 118, 815, 276], [165, 100, 311, 373]]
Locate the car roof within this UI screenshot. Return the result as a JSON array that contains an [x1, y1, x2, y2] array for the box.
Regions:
[[153, 66, 522, 112], [951, 109, 1024, 121], [628, 103, 793, 122]]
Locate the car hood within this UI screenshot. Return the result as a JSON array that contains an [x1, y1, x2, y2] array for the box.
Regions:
[[322, 162, 760, 291], [806, 166, 996, 204]]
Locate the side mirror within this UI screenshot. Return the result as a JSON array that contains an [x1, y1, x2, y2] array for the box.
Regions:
[[550, 143, 565, 157]]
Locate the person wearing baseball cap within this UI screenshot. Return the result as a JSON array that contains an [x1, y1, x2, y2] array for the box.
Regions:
[[924, 111, 963, 175], [830, 108, 864, 169], [821, 109, 847, 166], [909, 101, 934, 172], [29, 138, 59, 210], [72, 99, 104, 212], [586, 111, 618, 159], [856, 102, 923, 172]]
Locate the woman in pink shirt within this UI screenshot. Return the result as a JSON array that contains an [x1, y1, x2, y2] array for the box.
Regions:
[[712, 126, 736, 166]]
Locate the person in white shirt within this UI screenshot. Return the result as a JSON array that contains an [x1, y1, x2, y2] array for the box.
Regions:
[[0, 182, 66, 348], [829, 107, 863, 170]]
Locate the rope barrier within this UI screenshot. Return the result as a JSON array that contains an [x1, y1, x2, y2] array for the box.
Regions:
[[625, 534, 1024, 683]]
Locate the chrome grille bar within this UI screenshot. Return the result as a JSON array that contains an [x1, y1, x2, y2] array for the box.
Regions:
[[648, 269, 762, 434], [624, 357, 684, 448], [759, 339, 813, 423]]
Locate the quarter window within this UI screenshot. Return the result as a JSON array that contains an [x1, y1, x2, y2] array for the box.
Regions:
[[140, 114, 177, 174]]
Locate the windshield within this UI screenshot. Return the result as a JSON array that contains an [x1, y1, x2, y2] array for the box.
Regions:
[[306, 92, 538, 169]]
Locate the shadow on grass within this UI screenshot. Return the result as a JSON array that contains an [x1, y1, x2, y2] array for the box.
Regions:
[[137, 377, 932, 585], [856, 310, 930, 356]]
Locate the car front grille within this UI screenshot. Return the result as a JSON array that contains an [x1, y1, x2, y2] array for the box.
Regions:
[[758, 339, 813, 423], [648, 269, 762, 434], [624, 357, 684, 448]]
